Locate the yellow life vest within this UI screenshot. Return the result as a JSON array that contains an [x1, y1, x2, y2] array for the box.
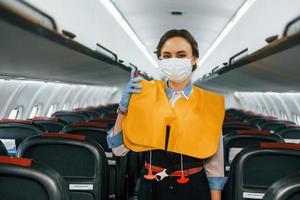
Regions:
[[122, 79, 225, 159]]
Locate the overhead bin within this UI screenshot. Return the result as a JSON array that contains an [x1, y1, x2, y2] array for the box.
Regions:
[[197, 16, 300, 93], [0, 0, 132, 86]]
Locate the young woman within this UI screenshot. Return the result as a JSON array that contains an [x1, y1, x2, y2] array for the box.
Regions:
[[107, 29, 226, 200]]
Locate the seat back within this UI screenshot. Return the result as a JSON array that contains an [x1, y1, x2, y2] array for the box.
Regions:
[[52, 111, 89, 123], [61, 122, 109, 150], [263, 173, 300, 200], [223, 124, 257, 135], [0, 156, 69, 200], [0, 122, 44, 155], [259, 121, 296, 131], [0, 140, 8, 155], [61, 123, 128, 200], [223, 143, 300, 200], [32, 117, 68, 132], [223, 130, 284, 173], [275, 127, 300, 143], [17, 133, 108, 200], [75, 110, 100, 119]]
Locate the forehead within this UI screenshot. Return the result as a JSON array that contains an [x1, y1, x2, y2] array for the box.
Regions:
[[161, 36, 192, 53]]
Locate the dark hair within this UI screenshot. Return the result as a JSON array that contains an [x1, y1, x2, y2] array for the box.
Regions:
[[155, 29, 199, 71]]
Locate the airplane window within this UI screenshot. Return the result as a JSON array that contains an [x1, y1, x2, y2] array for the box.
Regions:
[[255, 106, 260, 113], [29, 106, 39, 119], [292, 113, 299, 124], [73, 102, 79, 109], [279, 111, 284, 119], [83, 101, 88, 108], [279, 111, 288, 120], [271, 109, 277, 117], [262, 108, 268, 116], [8, 106, 22, 119], [62, 103, 69, 110], [52, 104, 58, 113], [296, 115, 300, 125], [47, 105, 54, 117]]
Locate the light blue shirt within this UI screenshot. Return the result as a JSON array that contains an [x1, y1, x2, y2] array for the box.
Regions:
[[106, 80, 227, 190]]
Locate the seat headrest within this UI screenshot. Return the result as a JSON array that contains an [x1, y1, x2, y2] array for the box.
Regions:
[[32, 117, 59, 121], [42, 133, 86, 141], [237, 130, 272, 135], [260, 142, 300, 151], [72, 122, 107, 128], [93, 117, 115, 121], [0, 119, 33, 124], [0, 156, 32, 167]]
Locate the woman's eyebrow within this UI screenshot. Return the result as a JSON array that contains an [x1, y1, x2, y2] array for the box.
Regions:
[[176, 51, 187, 54], [162, 51, 171, 55]]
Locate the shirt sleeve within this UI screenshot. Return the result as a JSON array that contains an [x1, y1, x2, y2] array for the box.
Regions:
[[106, 127, 124, 148], [204, 133, 228, 190], [106, 127, 129, 157]]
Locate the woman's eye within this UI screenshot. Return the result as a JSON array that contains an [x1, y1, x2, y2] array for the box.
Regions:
[[177, 54, 186, 58], [163, 55, 171, 59]]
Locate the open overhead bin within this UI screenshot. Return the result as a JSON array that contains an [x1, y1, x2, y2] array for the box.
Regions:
[[197, 16, 300, 93], [0, 0, 132, 87]]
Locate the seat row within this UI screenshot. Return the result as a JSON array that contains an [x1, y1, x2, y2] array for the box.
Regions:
[[222, 109, 300, 200], [0, 103, 141, 200]]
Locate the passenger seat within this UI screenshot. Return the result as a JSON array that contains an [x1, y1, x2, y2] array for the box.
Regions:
[[0, 155, 69, 200]]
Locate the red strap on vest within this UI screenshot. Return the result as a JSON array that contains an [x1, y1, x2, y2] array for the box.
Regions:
[[144, 162, 203, 177], [0, 119, 33, 124], [238, 130, 272, 135], [0, 156, 32, 167], [73, 122, 108, 128], [260, 142, 300, 151], [42, 133, 86, 141], [32, 117, 59, 121]]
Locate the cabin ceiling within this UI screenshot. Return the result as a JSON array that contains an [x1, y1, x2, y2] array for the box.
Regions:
[[112, 0, 246, 61]]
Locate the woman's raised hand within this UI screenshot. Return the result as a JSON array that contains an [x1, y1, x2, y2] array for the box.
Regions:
[[118, 66, 143, 112]]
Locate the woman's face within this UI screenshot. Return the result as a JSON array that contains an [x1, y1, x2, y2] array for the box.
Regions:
[[160, 36, 198, 66]]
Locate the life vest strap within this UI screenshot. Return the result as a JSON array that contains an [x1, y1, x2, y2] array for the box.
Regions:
[[144, 161, 203, 177]]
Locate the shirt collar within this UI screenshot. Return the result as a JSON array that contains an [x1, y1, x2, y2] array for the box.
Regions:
[[165, 80, 193, 100]]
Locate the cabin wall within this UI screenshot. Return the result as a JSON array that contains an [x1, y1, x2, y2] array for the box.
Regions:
[[225, 94, 242, 110], [1, 78, 299, 126], [0, 79, 119, 119], [228, 92, 300, 125]]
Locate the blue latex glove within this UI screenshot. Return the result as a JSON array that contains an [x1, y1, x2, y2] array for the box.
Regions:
[[119, 66, 143, 112]]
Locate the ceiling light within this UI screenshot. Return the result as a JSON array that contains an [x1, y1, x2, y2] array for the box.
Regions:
[[198, 0, 256, 67], [98, 0, 159, 68]]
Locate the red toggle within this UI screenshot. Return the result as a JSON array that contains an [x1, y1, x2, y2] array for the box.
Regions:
[[177, 173, 189, 184], [144, 167, 156, 180]]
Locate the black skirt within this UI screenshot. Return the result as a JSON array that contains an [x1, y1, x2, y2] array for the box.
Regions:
[[137, 150, 211, 200]]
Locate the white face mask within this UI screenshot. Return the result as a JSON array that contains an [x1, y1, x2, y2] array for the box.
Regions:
[[159, 58, 192, 83]]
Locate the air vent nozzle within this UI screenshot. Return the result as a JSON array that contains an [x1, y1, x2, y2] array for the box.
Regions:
[[170, 11, 183, 16]]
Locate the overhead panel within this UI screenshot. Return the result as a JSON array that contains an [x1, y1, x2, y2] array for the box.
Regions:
[[0, 0, 131, 87], [197, 22, 300, 93]]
